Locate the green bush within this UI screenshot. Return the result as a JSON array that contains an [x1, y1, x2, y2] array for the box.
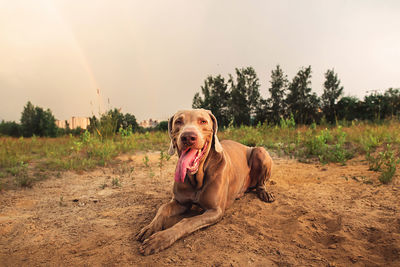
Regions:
[[366, 144, 399, 184], [280, 113, 296, 129]]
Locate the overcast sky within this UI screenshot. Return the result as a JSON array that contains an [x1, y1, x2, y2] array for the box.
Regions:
[[1, 0, 399, 122]]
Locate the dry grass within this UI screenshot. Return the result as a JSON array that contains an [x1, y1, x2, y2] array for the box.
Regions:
[[1, 120, 399, 189]]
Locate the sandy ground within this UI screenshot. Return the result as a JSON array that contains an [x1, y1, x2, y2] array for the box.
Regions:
[[0, 151, 399, 267]]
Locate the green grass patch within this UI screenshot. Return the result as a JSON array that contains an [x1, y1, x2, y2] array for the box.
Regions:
[[0, 130, 169, 189], [1, 120, 399, 188]]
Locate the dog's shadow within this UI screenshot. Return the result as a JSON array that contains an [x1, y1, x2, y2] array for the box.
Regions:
[[163, 206, 204, 229]]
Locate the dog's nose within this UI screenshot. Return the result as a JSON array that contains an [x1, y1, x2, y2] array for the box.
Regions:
[[181, 131, 198, 145]]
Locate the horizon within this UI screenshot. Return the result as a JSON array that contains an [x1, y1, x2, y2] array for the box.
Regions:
[[1, 0, 399, 122]]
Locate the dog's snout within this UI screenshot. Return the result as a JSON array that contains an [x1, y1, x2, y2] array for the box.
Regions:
[[181, 131, 198, 145]]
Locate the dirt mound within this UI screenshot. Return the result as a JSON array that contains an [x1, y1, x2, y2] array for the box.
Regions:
[[1, 152, 399, 266]]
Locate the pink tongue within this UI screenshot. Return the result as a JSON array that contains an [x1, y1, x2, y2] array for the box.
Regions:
[[174, 148, 198, 183]]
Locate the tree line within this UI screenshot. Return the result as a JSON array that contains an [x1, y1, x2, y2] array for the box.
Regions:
[[1, 67, 399, 138], [0, 101, 59, 137], [192, 65, 400, 128], [0, 102, 142, 137]]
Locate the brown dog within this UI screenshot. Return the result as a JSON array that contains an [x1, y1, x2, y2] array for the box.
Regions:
[[137, 109, 274, 255]]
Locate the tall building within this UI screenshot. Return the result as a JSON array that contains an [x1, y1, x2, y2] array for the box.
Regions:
[[56, 117, 90, 129], [139, 119, 159, 128]]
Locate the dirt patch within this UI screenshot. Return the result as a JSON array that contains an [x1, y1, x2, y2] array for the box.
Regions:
[[1, 152, 399, 266]]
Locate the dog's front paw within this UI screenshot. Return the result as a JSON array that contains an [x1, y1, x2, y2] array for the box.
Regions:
[[139, 230, 177, 255], [136, 222, 161, 242]]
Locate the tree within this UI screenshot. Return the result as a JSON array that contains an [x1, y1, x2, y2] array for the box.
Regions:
[[87, 109, 139, 137], [332, 88, 400, 122], [267, 65, 288, 124], [122, 113, 139, 131], [192, 75, 231, 128], [321, 69, 344, 123], [87, 115, 99, 133], [286, 66, 320, 124], [20, 101, 57, 137], [383, 88, 400, 118], [20, 101, 36, 137], [65, 120, 71, 134], [362, 92, 387, 121], [229, 67, 261, 126], [106, 108, 124, 131], [0, 121, 22, 137], [336, 96, 361, 121], [254, 98, 269, 125], [155, 120, 168, 131]]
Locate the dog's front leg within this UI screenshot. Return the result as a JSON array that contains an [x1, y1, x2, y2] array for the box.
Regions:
[[140, 208, 223, 255], [136, 199, 188, 242]]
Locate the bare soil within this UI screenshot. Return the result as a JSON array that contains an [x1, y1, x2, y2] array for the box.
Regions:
[[1, 152, 399, 266]]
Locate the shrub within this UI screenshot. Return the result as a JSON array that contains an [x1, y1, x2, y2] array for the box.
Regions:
[[367, 144, 399, 184], [280, 113, 296, 129]]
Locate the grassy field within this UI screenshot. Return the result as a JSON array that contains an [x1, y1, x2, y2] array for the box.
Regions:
[[0, 120, 399, 189]]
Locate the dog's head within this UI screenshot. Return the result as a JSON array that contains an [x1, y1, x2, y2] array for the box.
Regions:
[[168, 109, 223, 183]]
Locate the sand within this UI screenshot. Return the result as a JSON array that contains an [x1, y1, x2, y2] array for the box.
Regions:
[[1, 152, 399, 266]]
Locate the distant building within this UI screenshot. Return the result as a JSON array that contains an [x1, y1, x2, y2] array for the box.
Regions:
[[56, 117, 90, 129], [139, 119, 159, 128]]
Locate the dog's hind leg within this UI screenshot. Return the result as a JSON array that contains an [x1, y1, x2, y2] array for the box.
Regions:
[[249, 147, 275, 202]]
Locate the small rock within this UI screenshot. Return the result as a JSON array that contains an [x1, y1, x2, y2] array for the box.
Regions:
[[349, 256, 358, 263]]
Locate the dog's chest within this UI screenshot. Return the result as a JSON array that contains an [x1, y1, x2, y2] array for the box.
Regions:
[[174, 185, 203, 205]]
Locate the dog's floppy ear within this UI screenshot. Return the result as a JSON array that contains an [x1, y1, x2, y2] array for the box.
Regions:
[[207, 111, 223, 153], [167, 114, 176, 155]]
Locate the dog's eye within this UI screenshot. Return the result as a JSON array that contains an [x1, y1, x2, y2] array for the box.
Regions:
[[175, 119, 183, 125], [200, 120, 207, 125]]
